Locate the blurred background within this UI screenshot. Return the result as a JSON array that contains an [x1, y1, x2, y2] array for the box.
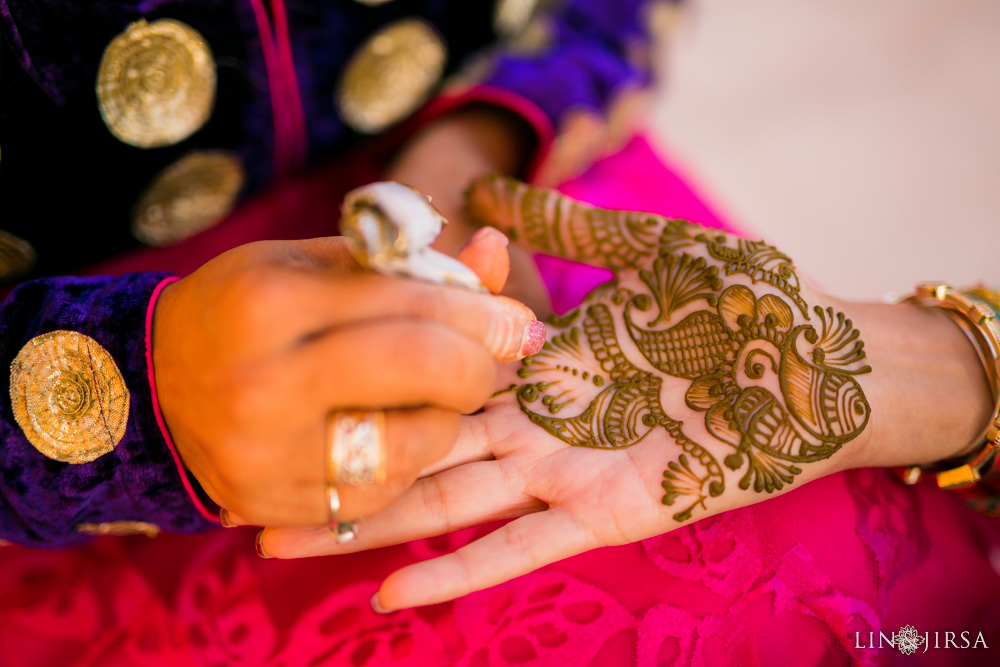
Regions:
[[647, 0, 1000, 300]]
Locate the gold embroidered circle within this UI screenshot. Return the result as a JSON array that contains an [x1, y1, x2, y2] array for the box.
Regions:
[[77, 521, 161, 538], [10, 331, 130, 464], [0, 230, 37, 283], [132, 151, 245, 246], [97, 19, 217, 148], [337, 18, 447, 134]]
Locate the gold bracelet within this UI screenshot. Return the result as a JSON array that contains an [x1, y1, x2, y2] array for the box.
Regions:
[[901, 283, 1000, 489]]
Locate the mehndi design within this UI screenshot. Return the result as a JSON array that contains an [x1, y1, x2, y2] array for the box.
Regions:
[[469, 175, 872, 523]]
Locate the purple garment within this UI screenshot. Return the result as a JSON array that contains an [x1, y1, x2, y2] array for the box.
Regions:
[[485, 0, 653, 123], [0, 273, 217, 547], [0, 0, 652, 278]]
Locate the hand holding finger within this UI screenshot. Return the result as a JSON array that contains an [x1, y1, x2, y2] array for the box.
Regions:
[[155, 231, 542, 532]]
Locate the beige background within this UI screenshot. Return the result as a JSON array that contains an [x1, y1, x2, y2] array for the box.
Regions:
[[647, 0, 1000, 300]]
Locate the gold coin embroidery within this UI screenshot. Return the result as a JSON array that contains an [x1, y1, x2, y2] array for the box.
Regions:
[[337, 18, 447, 134], [132, 151, 245, 247], [0, 230, 37, 283], [10, 331, 130, 464], [76, 521, 161, 538], [97, 19, 217, 148]]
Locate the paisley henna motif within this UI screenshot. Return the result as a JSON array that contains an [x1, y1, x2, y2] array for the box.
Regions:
[[471, 177, 872, 523]]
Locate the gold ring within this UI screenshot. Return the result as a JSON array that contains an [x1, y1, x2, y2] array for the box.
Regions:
[[328, 410, 388, 486], [325, 410, 387, 542], [326, 485, 358, 544]]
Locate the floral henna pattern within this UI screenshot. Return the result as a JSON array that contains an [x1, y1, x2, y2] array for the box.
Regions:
[[473, 176, 872, 523]]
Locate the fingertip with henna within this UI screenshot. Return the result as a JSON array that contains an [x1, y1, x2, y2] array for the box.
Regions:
[[520, 320, 546, 357]]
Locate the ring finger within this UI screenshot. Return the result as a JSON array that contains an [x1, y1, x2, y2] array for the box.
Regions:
[[222, 406, 461, 527]]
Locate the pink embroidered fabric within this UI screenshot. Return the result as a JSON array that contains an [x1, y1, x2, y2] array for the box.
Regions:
[[2, 136, 999, 666]]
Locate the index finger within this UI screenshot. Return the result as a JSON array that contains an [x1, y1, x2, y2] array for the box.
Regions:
[[465, 174, 704, 271], [281, 271, 546, 364]]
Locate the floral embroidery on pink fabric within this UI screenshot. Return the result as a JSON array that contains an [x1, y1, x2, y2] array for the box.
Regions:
[[641, 515, 766, 596], [455, 570, 634, 665], [174, 537, 278, 664], [271, 583, 445, 666]]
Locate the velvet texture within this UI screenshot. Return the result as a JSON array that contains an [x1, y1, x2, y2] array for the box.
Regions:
[[0, 0, 642, 280], [486, 0, 651, 123], [0, 272, 217, 547]]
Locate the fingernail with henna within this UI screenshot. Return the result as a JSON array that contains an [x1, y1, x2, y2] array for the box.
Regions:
[[520, 321, 546, 357], [255, 531, 273, 559], [220, 508, 236, 528], [371, 592, 394, 615]]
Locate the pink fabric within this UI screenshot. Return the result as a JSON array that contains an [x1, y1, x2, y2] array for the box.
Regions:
[[247, 0, 307, 177], [144, 276, 220, 526], [268, 0, 307, 170], [3, 134, 999, 665]]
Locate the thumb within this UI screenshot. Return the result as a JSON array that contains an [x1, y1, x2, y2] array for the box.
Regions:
[[456, 226, 510, 295]]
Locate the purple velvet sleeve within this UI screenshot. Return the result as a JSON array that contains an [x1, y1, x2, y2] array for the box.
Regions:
[[484, 0, 655, 126], [0, 273, 219, 547]]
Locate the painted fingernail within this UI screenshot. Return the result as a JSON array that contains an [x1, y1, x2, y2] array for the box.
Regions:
[[370, 592, 393, 615], [520, 320, 546, 357], [219, 508, 236, 528], [255, 531, 273, 559], [468, 226, 509, 248]]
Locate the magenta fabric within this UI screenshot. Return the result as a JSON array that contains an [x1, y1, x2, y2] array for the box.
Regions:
[[2, 134, 999, 665]]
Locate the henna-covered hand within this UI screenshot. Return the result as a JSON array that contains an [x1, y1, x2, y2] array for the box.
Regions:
[[260, 176, 875, 609]]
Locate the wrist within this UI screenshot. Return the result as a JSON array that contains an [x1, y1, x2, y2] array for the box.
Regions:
[[149, 279, 190, 467], [838, 298, 994, 470]]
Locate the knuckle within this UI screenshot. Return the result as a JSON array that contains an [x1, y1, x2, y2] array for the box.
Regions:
[[395, 327, 449, 379], [420, 475, 453, 533], [223, 269, 289, 328], [502, 523, 536, 569]]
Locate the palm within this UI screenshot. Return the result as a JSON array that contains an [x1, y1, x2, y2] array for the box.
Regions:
[[264, 176, 874, 611], [475, 384, 668, 547]]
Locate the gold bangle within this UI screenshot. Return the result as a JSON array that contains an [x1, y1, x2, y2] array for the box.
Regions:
[[901, 283, 1000, 489]]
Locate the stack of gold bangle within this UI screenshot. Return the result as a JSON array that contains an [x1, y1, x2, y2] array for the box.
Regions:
[[902, 283, 1000, 489]]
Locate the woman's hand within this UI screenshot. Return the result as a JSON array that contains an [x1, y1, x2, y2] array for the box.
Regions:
[[152, 231, 543, 528], [259, 177, 994, 610]]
